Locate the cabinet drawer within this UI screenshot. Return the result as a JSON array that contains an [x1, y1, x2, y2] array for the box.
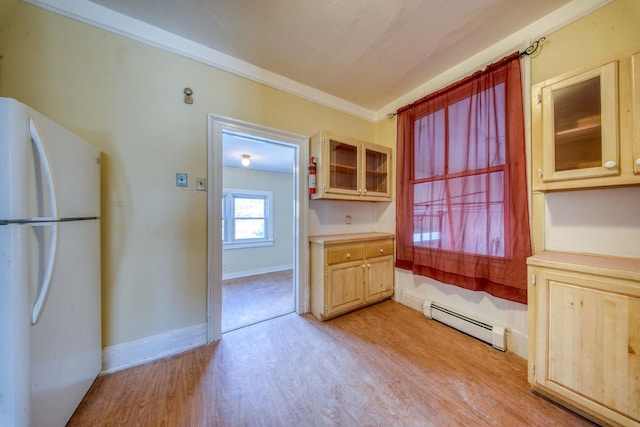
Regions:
[[327, 246, 364, 265], [365, 240, 394, 259]]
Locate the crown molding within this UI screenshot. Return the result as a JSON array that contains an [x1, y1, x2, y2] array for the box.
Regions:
[[375, 0, 612, 121], [23, 0, 611, 124], [23, 0, 378, 122]]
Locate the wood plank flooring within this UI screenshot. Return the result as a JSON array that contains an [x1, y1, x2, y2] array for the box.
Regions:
[[222, 270, 294, 332], [68, 300, 596, 426]]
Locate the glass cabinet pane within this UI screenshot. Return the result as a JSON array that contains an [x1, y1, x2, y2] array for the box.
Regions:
[[365, 148, 388, 194], [329, 139, 358, 191], [552, 76, 602, 172]]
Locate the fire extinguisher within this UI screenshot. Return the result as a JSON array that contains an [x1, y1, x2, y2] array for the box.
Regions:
[[308, 156, 317, 195]]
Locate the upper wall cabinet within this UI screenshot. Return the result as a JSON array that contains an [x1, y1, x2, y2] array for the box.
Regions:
[[532, 50, 640, 191], [310, 131, 392, 201]]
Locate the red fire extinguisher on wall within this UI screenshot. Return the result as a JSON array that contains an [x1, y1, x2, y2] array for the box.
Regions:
[[308, 156, 317, 195]]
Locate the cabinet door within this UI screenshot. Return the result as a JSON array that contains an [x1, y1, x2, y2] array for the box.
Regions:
[[531, 268, 640, 425], [362, 144, 391, 198], [365, 255, 394, 302], [633, 53, 640, 176], [326, 261, 364, 316], [540, 62, 619, 183], [324, 136, 361, 196]]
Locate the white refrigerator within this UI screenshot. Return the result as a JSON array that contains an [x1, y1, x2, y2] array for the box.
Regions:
[[0, 98, 101, 427]]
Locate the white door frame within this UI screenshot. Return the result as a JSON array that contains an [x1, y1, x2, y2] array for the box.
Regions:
[[206, 114, 309, 343]]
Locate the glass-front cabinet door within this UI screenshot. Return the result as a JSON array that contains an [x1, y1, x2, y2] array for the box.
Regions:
[[363, 144, 391, 197], [540, 61, 619, 183], [633, 53, 640, 176], [328, 137, 360, 196]]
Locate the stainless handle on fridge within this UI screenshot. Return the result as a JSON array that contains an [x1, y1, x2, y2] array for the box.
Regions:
[[29, 118, 60, 325]]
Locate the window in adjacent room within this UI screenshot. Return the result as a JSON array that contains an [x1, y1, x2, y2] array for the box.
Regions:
[[222, 188, 274, 248]]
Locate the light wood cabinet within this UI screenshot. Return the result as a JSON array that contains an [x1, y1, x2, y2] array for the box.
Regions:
[[532, 49, 640, 191], [309, 131, 392, 201], [310, 233, 394, 320], [527, 252, 640, 427]]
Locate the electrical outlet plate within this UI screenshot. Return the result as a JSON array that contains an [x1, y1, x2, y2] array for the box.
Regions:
[[176, 173, 188, 187]]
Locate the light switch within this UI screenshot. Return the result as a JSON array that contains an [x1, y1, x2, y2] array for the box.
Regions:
[[196, 177, 207, 191]]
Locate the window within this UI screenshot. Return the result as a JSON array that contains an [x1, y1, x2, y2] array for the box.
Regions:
[[412, 84, 506, 257], [395, 52, 532, 304], [222, 188, 273, 248]]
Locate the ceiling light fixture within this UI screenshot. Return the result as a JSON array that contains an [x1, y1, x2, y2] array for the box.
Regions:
[[241, 154, 250, 167]]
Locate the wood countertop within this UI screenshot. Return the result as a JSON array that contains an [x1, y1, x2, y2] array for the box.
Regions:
[[309, 232, 394, 245]]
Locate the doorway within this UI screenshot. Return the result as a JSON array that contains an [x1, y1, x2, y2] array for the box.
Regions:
[[207, 115, 309, 343]]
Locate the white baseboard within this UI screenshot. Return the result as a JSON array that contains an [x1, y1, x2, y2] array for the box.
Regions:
[[101, 323, 207, 375], [398, 289, 528, 359], [222, 264, 293, 280], [400, 289, 425, 312]]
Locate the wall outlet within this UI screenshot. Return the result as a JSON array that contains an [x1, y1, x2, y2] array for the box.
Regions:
[[176, 172, 188, 187], [345, 215, 352, 224]]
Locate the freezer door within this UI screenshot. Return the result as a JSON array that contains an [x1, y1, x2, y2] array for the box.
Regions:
[[0, 98, 100, 221]]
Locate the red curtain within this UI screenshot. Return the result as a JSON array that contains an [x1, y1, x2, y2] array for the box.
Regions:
[[395, 52, 532, 304]]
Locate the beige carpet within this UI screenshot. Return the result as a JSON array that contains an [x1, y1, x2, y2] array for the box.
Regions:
[[221, 269, 294, 332]]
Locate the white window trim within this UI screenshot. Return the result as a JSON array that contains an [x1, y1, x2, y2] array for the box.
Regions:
[[222, 188, 274, 249]]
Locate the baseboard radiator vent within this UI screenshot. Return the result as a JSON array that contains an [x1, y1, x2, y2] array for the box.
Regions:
[[423, 300, 506, 352]]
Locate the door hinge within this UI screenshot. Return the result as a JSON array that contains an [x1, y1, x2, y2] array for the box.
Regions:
[[325, 270, 329, 278], [530, 363, 536, 375], [537, 168, 543, 178], [531, 274, 536, 286], [537, 93, 542, 104]]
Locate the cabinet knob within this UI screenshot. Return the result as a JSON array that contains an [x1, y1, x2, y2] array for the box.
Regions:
[[346, 253, 351, 259], [367, 264, 371, 268], [363, 189, 367, 194], [604, 160, 617, 169], [379, 248, 384, 253], [636, 158, 640, 166]]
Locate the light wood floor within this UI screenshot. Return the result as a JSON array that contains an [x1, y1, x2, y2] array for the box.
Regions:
[[68, 300, 595, 426], [222, 269, 294, 332]]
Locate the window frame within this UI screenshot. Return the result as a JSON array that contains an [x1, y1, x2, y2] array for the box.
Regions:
[[222, 188, 274, 249]]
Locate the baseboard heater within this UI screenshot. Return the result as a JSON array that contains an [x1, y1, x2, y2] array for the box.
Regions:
[[423, 300, 506, 352]]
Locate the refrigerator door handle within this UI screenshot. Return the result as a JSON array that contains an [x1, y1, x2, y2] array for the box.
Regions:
[[29, 118, 60, 325], [31, 222, 59, 325], [29, 118, 58, 220]]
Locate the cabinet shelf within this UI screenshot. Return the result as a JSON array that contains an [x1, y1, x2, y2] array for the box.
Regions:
[[554, 123, 601, 141]]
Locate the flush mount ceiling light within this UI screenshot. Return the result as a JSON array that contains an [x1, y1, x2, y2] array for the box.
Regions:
[[241, 154, 250, 167]]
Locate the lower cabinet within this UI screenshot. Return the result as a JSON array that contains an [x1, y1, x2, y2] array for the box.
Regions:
[[527, 252, 640, 427], [310, 233, 394, 320]]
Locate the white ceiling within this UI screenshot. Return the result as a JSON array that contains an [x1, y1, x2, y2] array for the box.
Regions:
[[223, 132, 295, 175], [27, 0, 608, 173], [79, 0, 581, 114]]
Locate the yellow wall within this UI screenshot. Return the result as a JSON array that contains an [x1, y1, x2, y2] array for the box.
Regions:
[[0, 0, 376, 347], [532, 0, 640, 83]]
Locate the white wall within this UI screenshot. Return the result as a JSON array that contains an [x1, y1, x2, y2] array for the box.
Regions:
[[223, 167, 294, 278], [545, 187, 640, 258]]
